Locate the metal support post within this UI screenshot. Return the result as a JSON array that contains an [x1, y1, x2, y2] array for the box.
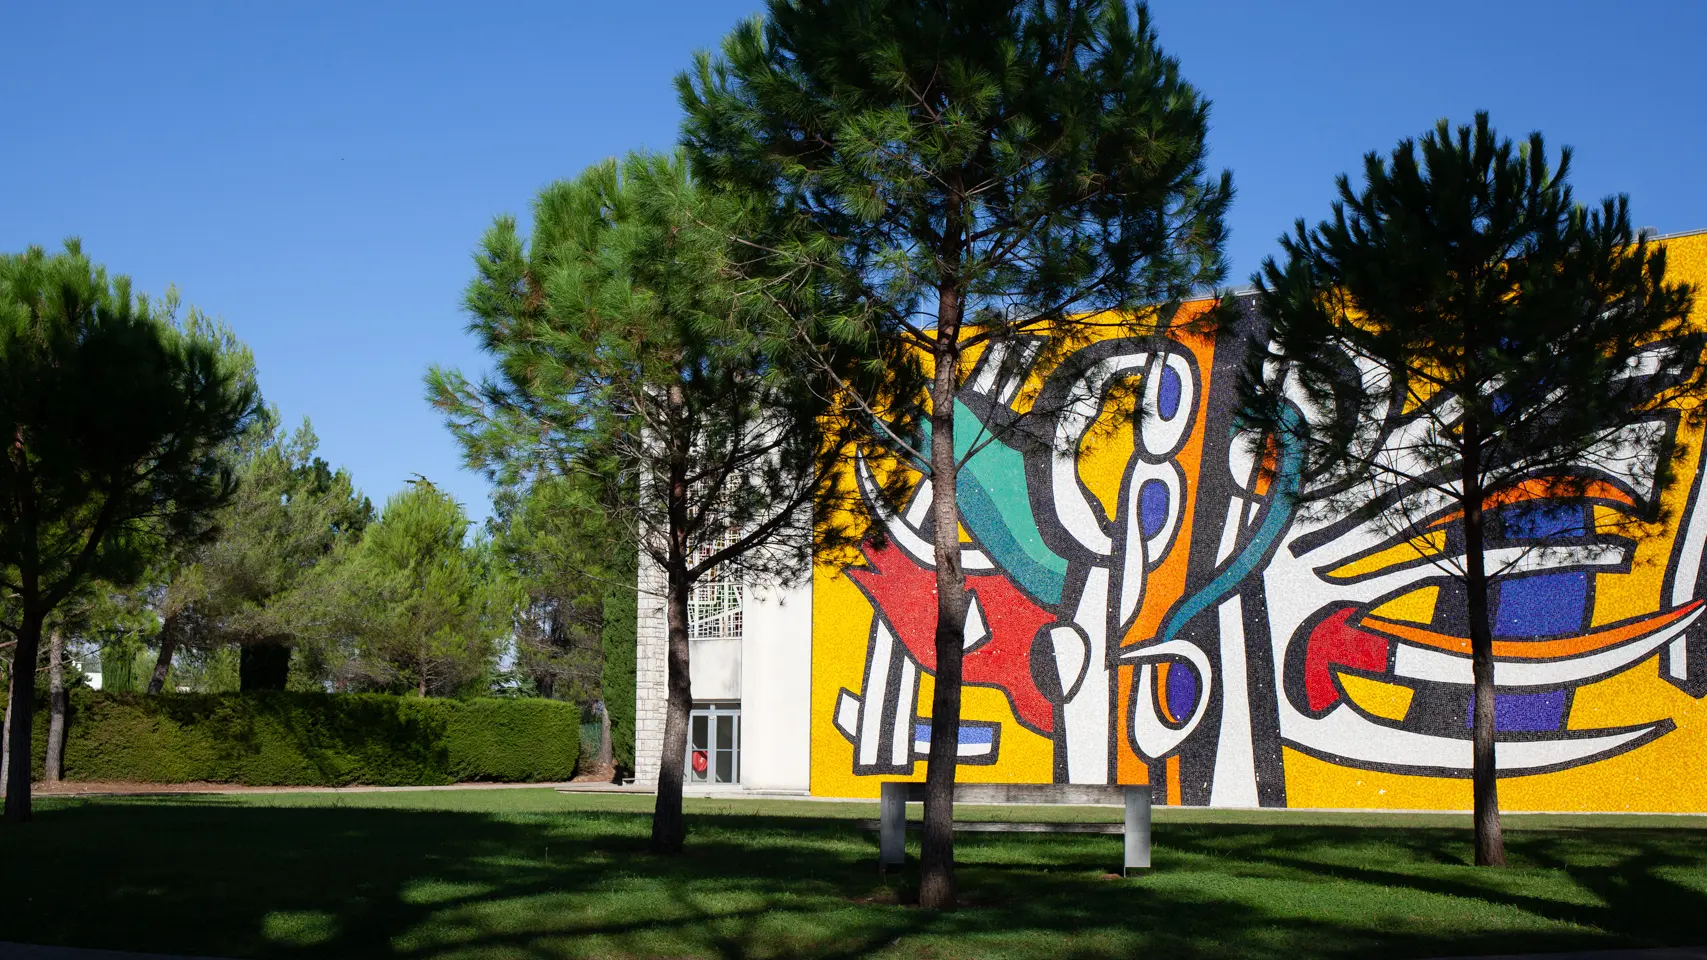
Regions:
[[879, 781, 907, 874], [1123, 784, 1152, 876]]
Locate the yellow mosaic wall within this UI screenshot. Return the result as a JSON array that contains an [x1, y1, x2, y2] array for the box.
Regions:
[[812, 231, 1707, 811]]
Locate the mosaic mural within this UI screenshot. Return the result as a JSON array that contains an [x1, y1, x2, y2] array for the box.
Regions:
[[811, 230, 1707, 811]]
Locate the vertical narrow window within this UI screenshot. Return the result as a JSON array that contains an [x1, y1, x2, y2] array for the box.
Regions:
[[688, 534, 743, 641]]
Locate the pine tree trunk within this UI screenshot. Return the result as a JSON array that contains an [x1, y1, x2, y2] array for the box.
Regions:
[[651, 398, 695, 855], [146, 612, 181, 694], [1461, 420, 1505, 866], [5, 612, 43, 822], [651, 561, 694, 853], [919, 281, 969, 910], [44, 629, 65, 783]]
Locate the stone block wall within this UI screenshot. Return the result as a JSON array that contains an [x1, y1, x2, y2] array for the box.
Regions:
[[633, 553, 669, 785]]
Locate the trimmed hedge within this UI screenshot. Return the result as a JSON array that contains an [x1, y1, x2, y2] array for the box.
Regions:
[[440, 698, 582, 783], [33, 691, 578, 786]]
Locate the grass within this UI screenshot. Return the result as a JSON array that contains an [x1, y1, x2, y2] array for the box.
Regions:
[[2, 788, 1705, 959]]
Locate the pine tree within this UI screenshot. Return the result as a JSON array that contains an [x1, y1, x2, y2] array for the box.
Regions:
[[429, 152, 866, 852], [150, 417, 372, 693], [680, 0, 1231, 905], [1237, 113, 1702, 866], [301, 480, 501, 698], [490, 474, 624, 706], [0, 241, 258, 821]]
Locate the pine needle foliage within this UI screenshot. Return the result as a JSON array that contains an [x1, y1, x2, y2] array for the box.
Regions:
[[1237, 113, 1702, 867], [0, 240, 259, 820], [678, 0, 1232, 905], [428, 152, 863, 853]]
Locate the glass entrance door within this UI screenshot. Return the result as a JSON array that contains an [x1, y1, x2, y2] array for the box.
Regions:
[[687, 701, 740, 784]]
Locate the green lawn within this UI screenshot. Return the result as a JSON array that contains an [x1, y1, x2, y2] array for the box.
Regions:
[[2, 789, 1705, 959]]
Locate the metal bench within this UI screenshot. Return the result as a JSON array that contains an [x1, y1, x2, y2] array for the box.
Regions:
[[866, 782, 1152, 877]]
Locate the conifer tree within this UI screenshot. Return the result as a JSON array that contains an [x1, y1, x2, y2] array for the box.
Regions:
[[150, 417, 372, 693], [1238, 114, 1702, 866], [298, 480, 501, 697], [0, 241, 258, 821], [680, 0, 1231, 905], [490, 473, 623, 706], [429, 152, 867, 852]]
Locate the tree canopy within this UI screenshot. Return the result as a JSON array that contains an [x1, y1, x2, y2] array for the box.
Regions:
[[150, 416, 373, 693], [295, 480, 502, 698], [489, 474, 623, 705], [679, 0, 1232, 905], [1237, 113, 1702, 866], [0, 240, 259, 820], [430, 149, 862, 852]]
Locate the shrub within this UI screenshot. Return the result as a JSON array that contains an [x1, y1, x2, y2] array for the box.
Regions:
[[445, 698, 581, 782], [31, 691, 578, 786]]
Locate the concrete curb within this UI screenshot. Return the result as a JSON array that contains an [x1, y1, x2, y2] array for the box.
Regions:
[[1427, 942, 1707, 949]]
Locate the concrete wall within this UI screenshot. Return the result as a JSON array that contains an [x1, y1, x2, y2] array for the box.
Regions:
[[738, 577, 814, 791], [691, 638, 741, 701]]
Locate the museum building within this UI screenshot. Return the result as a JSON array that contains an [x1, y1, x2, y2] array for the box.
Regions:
[[634, 229, 1707, 813]]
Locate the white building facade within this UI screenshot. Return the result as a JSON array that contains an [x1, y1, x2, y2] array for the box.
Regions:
[[632, 552, 815, 792]]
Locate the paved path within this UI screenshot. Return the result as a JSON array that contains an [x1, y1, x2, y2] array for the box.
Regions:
[[1427, 942, 1707, 949], [33, 779, 585, 798]]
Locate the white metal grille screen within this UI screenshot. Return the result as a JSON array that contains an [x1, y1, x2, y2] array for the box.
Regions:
[[688, 536, 743, 640]]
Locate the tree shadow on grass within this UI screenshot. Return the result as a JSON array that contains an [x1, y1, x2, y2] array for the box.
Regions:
[[2, 800, 1705, 959], [1148, 821, 1707, 956]]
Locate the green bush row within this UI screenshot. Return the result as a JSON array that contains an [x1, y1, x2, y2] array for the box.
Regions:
[[29, 691, 578, 786]]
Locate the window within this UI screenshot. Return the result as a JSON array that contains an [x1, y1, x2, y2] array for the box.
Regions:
[[688, 536, 743, 640], [686, 701, 741, 784]]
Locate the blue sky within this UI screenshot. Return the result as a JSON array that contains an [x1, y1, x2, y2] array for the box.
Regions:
[[5, 1, 1704, 523]]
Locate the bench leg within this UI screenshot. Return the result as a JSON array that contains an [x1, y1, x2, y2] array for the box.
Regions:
[[1124, 785, 1151, 876], [879, 782, 906, 875]]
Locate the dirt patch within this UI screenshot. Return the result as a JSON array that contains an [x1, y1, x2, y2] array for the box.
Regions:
[[35, 781, 323, 796], [569, 763, 619, 784]]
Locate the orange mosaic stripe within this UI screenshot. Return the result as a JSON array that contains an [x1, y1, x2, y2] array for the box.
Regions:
[[1428, 476, 1639, 528], [1359, 599, 1702, 660]]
